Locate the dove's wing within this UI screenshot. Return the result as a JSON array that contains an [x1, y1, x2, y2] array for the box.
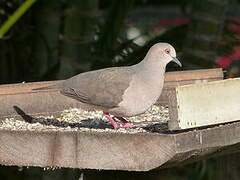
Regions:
[[60, 67, 134, 108]]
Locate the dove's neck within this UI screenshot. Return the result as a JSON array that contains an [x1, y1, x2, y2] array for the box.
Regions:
[[136, 55, 167, 82], [132, 59, 166, 95]]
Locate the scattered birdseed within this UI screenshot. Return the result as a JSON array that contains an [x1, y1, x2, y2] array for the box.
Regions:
[[129, 105, 169, 125], [0, 105, 169, 134], [59, 108, 103, 123]]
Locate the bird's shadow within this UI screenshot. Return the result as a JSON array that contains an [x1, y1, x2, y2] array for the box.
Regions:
[[13, 106, 113, 129], [13, 106, 171, 133]]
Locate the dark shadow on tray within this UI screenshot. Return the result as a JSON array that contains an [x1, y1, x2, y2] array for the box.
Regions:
[[13, 106, 178, 133], [143, 123, 169, 133], [13, 106, 113, 129]]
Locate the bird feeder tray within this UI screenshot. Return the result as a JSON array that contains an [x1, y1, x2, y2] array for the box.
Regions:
[[0, 68, 233, 172]]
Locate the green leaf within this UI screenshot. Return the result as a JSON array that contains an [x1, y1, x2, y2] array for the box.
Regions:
[[0, 0, 37, 38]]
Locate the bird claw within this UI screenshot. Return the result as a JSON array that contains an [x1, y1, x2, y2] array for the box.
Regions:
[[103, 112, 135, 129], [116, 122, 135, 129]]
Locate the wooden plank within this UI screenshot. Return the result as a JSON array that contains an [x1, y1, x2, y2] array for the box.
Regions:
[[0, 129, 175, 171], [168, 78, 240, 130], [0, 68, 223, 117], [0, 68, 222, 95], [1, 117, 240, 171], [0, 81, 60, 95], [164, 68, 223, 81], [158, 68, 223, 105]]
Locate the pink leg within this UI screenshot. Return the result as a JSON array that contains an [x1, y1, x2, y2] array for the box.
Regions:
[[103, 112, 135, 129], [115, 116, 128, 123], [114, 116, 135, 128], [103, 112, 120, 129]]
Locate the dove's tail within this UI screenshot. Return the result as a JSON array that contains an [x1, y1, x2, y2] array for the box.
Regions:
[[32, 85, 59, 91]]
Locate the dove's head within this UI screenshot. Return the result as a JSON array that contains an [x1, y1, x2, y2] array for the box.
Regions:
[[148, 43, 182, 67]]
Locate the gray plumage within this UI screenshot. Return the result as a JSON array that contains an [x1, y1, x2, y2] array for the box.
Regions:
[[60, 67, 133, 108], [34, 43, 181, 118]]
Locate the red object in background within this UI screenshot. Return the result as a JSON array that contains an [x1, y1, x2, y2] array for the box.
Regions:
[[154, 17, 240, 68], [217, 17, 240, 68], [217, 46, 240, 68]]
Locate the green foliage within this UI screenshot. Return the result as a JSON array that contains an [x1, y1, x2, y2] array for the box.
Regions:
[[58, 0, 99, 78], [0, 0, 63, 83], [0, 0, 37, 38], [92, 0, 135, 69], [1, 0, 239, 81], [97, 0, 135, 54]]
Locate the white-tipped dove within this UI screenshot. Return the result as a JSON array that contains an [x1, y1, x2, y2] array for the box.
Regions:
[[34, 43, 181, 129]]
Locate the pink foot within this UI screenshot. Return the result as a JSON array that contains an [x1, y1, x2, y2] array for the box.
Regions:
[[103, 112, 135, 129], [119, 122, 135, 128], [114, 116, 128, 123], [113, 116, 135, 129], [103, 112, 119, 129]]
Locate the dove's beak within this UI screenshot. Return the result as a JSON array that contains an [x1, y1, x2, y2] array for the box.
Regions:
[[172, 57, 182, 67]]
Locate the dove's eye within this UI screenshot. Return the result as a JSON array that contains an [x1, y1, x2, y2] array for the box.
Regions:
[[165, 48, 170, 54]]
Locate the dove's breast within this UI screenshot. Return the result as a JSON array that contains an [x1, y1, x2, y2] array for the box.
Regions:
[[109, 73, 164, 117]]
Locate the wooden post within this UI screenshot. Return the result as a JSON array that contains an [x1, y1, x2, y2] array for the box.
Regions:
[[168, 78, 240, 130]]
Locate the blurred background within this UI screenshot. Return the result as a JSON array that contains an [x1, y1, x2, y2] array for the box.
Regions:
[[0, 0, 240, 179]]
